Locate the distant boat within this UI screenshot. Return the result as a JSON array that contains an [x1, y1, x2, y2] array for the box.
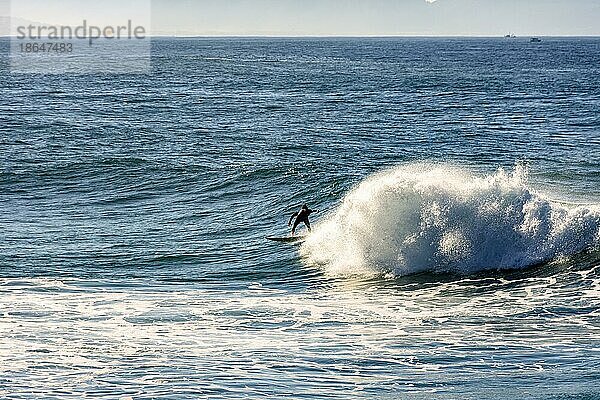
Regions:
[[504, 34, 516, 38], [530, 37, 541, 42]]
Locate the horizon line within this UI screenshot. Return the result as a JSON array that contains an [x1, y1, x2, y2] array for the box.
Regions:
[[1, 34, 600, 39]]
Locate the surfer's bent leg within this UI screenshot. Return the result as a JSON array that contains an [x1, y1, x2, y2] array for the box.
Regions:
[[305, 220, 311, 232], [291, 219, 301, 236]]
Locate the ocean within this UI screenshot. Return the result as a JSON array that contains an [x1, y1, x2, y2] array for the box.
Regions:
[[1, 37, 600, 399]]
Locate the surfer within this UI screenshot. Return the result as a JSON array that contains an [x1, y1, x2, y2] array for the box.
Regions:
[[288, 204, 318, 236]]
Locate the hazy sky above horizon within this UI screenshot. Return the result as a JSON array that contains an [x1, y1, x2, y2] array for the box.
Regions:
[[2, 0, 600, 36]]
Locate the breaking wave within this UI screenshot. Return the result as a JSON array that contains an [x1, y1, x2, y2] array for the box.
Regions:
[[301, 164, 600, 276]]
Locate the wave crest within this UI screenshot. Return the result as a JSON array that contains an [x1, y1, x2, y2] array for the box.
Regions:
[[301, 164, 600, 276]]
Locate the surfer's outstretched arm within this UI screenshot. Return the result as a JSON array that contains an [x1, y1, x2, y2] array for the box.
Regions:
[[288, 212, 299, 226]]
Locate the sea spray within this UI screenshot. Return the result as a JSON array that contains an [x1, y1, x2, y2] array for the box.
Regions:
[[301, 164, 600, 276]]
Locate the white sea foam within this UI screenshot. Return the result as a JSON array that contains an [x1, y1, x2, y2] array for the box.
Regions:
[[301, 164, 600, 276]]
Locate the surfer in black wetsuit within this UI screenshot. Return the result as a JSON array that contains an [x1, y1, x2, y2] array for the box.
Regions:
[[288, 204, 318, 236]]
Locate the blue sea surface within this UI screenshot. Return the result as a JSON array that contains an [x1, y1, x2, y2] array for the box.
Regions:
[[1, 37, 600, 399]]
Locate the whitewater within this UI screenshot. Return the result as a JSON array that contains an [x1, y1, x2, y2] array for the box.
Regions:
[[303, 164, 600, 276]]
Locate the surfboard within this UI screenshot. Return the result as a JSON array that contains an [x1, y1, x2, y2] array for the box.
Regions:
[[266, 235, 306, 243]]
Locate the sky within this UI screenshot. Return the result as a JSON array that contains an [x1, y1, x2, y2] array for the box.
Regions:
[[2, 0, 600, 37]]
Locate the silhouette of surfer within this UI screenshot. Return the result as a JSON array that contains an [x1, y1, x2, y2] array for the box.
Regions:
[[288, 204, 318, 236]]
